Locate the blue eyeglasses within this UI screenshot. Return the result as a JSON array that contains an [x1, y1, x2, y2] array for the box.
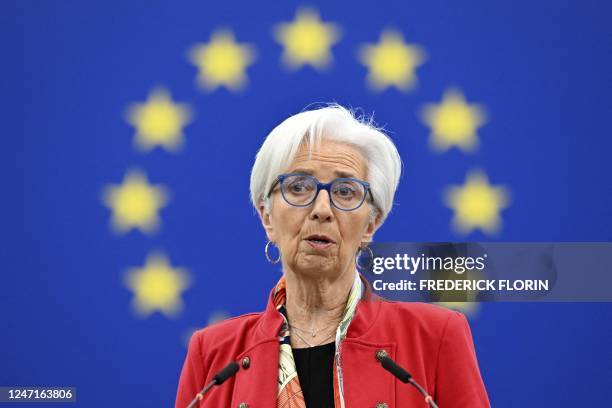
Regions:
[[267, 173, 374, 211]]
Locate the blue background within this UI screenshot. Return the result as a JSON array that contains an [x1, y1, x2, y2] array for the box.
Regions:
[[1, 0, 611, 406]]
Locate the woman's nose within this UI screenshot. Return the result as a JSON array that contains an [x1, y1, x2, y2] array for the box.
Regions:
[[309, 189, 334, 222]]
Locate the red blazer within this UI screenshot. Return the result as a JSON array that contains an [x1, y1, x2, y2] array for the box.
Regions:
[[176, 278, 490, 407]]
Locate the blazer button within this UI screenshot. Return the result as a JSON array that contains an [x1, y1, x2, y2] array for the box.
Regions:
[[238, 403, 249, 408], [376, 403, 388, 408], [375, 349, 388, 361], [241, 356, 251, 369]]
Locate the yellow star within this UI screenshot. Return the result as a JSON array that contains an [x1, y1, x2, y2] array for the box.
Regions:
[[125, 87, 193, 152], [358, 29, 426, 92], [444, 170, 510, 235], [188, 29, 256, 92], [433, 270, 483, 316], [124, 251, 191, 318], [421, 88, 487, 152], [273, 8, 341, 70], [102, 169, 169, 234], [436, 301, 480, 315]]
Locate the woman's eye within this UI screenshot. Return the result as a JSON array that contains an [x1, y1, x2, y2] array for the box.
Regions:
[[334, 185, 356, 197], [288, 181, 312, 193]]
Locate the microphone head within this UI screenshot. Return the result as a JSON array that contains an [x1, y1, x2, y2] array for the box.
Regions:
[[380, 356, 412, 383], [213, 361, 240, 385]]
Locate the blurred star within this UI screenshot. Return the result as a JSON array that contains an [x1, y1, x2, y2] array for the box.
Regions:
[[444, 170, 510, 235], [182, 327, 199, 348], [125, 87, 192, 152], [273, 7, 341, 70], [421, 88, 487, 153], [125, 251, 191, 318], [102, 169, 169, 234], [358, 29, 426, 92], [436, 301, 480, 315], [208, 310, 230, 325], [188, 29, 256, 92], [181, 309, 230, 347]]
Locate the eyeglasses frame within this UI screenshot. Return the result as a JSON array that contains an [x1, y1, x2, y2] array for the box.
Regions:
[[266, 172, 374, 211]]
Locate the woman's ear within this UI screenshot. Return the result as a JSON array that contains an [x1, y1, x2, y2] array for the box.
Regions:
[[258, 203, 276, 242], [361, 211, 382, 243]]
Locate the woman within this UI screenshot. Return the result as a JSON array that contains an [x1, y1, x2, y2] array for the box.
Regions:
[[176, 104, 490, 407]]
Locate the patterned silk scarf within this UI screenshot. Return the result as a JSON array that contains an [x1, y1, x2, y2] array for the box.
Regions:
[[274, 273, 363, 408]]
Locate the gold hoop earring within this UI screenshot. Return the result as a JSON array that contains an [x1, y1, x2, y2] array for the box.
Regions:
[[356, 243, 374, 270], [265, 240, 281, 264]]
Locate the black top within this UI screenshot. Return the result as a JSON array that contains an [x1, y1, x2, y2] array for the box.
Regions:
[[292, 341, 336, 408]]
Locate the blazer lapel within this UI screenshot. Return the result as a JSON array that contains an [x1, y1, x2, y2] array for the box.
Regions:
[[230, 338, 280, 407], [340, 339, 397, 407]]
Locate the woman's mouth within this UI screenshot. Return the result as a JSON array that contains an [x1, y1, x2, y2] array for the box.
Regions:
[[305, 235, 335, 250]]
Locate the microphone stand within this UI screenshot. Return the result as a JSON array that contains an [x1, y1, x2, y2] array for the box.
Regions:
[[377, 352, 439, 408], [186, 361, 240, 408]]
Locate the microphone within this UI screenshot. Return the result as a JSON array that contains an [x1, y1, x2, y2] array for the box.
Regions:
[[377, 352, 439, 408], [212, 362, 240, 385], [186, 361, 240, 408]]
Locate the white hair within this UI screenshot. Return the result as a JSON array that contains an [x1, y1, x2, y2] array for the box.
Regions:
[[250, 103, 402, 224]]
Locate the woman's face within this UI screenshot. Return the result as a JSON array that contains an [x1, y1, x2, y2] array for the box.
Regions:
[[259, 139, 380, 278]]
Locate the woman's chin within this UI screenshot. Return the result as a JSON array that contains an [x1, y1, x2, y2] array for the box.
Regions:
[[294, 255, 339, 276]]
